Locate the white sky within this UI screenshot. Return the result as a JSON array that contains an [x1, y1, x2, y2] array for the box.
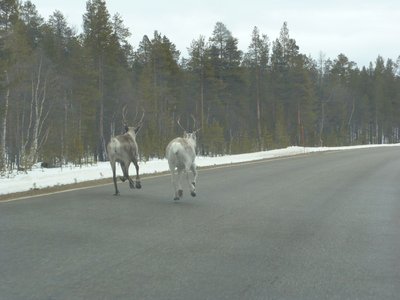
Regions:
[[29, 0, 400, 68]]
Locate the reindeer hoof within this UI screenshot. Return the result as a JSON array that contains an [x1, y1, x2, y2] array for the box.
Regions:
[[136, 181, 142, 189], [129, 182, 135, 189], [178, 189, 183, 198], [113, 192, 120, 196], [191, 191, 196, 197], [119, 176, 126, 182], [174, 197, 180, 201]]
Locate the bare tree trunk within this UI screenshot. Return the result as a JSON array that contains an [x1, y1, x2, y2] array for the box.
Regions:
[[200, 68, 204, 130], [62, 92, 68, 163], [99, 101, 106, 160], [1, 70, 10, 168], [29, 62, 42, 162], [348, 97, 355, 144], [25, 56, 51, 166], [256, 69, 263, 151], [375, 113, 379, 144], [98, 55, 106, 161], [319, 101, 325, 147], [297, 102, 303, 146]]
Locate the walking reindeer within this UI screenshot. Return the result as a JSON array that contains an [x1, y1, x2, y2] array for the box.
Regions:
[[107, 107, 144, 195], [166, 116, 200, 200]]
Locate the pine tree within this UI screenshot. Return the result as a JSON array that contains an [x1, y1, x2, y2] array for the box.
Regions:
[[187, 35, 208, 130], [244, 26, 270, 150], [208, 22, 243, 152], [82, 0, 135, 161], [134, 31, 181, 157], [83, 0, 113, 161]]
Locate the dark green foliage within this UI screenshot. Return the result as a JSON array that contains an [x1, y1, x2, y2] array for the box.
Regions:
[[1, 2, 399, 172]]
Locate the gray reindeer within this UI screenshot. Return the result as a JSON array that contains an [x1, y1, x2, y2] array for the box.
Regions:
[[166, 116, 200, 200], [107, 107, 144, 196]]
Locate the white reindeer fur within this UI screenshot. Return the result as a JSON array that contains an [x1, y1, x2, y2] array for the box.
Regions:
[[166, 132, 198, 200]]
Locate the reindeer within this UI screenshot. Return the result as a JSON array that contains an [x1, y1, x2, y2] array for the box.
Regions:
[[107, 107, 144, 196], [166, 116, 200, 200]]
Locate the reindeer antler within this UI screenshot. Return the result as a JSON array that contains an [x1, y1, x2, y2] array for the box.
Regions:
[[136, 109, 145, 126], [177, 116, 186, 132], [191, 114, 201, 133], [121, 104, 129, 132], [122, 104, 128, 125]]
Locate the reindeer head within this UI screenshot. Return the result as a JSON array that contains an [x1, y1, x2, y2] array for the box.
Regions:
[[124, 125, 142, 136], [183, 131, 197, 142], [122, 105, 145, 136], [178, 115, 200, 137]]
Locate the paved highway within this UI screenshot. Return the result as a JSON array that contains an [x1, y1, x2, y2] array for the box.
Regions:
[[1, 147, 400, 299]]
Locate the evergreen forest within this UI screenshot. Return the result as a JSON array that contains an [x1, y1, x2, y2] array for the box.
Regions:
[[1, 0, 400, 172]]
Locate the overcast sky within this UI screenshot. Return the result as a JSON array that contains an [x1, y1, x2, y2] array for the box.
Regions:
[[32, 0, 400, 68]]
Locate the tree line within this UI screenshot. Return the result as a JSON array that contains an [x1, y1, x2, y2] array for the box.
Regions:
[[1, 0, 400, 172]]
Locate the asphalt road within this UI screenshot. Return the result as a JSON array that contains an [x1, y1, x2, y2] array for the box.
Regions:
[[1, 147, 400, 300]]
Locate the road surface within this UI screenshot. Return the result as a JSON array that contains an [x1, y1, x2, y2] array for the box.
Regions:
[[1, 147, 400, 299]]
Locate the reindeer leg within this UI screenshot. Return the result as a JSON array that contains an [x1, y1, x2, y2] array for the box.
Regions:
[[123, 162, 136, 189], [110, 161, 119, 196], [177, 169, 184, 199], [186, 165, 197, 197], [119, 162, 127, 182], [191, 163, 198, 186], [171, 168, 180, 200], [133, 159, 141, 189], [187, 163, 197, 197]]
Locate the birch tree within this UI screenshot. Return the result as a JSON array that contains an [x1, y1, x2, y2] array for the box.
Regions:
[[20, 54, 53, 167], [0, 70, 10, 169], [0, 0, 18, 170]]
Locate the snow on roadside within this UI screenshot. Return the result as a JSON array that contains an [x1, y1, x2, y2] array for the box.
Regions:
[[1, 144, 399, 196]]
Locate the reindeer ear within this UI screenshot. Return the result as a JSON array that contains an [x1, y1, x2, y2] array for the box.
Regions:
[[124, 125, 129, 133]]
